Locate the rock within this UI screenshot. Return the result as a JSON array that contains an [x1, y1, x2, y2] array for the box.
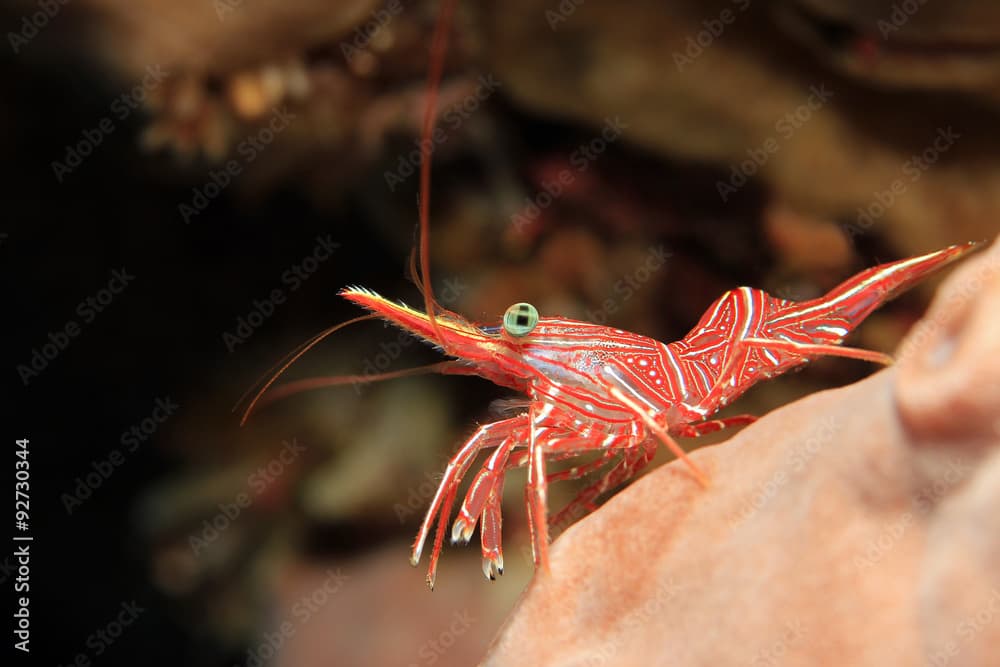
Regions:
[[484, 237, 1000, 665], [65, 0, 1000, 256], [480, 0, 1000, 258], [77, 0, 380, 76]]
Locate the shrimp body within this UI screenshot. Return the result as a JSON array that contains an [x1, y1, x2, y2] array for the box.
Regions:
[[338, 242, 978, 587]]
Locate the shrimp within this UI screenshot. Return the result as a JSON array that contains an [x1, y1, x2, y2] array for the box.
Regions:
[[239, 0, 980, 589]]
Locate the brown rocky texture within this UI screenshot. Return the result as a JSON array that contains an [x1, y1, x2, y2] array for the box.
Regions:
[[483, 238, 1000, 665], [54, 0, 483, 189], [777, 0, 1000, 91], [480, 0, 1000, 259], [40, 0, 1000, 254], [72, 0, 378, 74]]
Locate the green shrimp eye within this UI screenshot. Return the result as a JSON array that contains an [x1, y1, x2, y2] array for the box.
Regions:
[[503, 302, 539, 337]]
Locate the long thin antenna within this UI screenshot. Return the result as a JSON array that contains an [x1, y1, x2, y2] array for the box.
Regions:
[[238, 0, 464, 428], [233, 315, 378, 413], [245, 361, 461, 413], [237, 315, 377, 426], [419, 0, 460, 350]]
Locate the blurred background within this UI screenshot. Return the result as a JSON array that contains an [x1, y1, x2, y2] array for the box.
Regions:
[[6, 0, 999, 665]]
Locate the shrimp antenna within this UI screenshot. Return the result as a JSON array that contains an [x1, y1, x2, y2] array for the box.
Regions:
[[235, 315, 377, 426], [409, 247, 426, 299], [240, 0, 461, 427], [243, 361, 463, 415], [418, 0, 460, 349]]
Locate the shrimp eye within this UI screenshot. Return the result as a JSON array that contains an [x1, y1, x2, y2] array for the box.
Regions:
[[503, 302, 539, 337]]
